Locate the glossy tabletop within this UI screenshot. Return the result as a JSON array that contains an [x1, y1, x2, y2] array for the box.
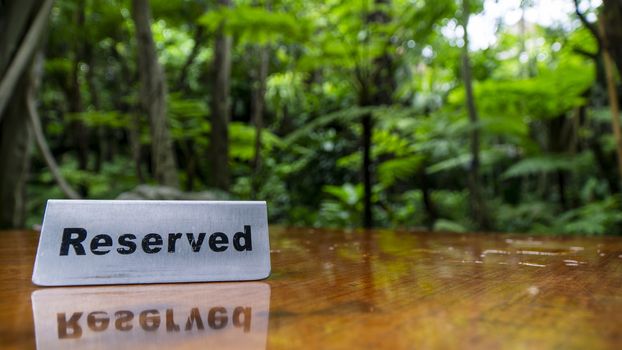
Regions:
[[1, 227, 622, 349]]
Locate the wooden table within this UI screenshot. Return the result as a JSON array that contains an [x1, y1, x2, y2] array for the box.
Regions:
[[1, 227, 621, 349]]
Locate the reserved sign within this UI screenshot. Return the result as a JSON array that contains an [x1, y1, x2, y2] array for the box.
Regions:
[[32, 200, 271, 286]]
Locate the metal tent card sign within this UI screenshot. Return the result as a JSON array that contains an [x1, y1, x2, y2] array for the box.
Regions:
[[32, 200, 271, 286]]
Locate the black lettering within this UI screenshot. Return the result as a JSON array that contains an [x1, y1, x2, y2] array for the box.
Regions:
[[209, 232, 229, 252], [185, 307, 204, 330], [168, 233, 183, 253], [208, 307, 228, 329], [87, 311, 110, 331], [186, 233, 206, 252], [60, 228, 251, 255], [115, 311, 134, 331], [233, 225, 253, 251], [139, 310, 160, 331], [117, 234, 137, 255], [57, 312, 82, 339], [166, 309, 180, 332], [90, 235, 112, 255], [142, 234, 163, 254], [233, 307, 252, 332], [60, 228, 87, 256]]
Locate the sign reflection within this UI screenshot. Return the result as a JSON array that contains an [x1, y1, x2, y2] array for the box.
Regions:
[[31, 283, 270, 349]]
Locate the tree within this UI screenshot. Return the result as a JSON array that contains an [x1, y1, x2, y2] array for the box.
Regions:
[[358, 0, 397, 228], [574, 0, 622, 185], [0, 0, 54, 228], [66, 1, 89, 196], [602, 0, 622, 73], [250, 44, 269, 196], [599, 12, 622, 184], [207, 0, 233, 191], [131, 0, 179, 188], [460, 0, 490, 230], [600, 1, 622, 186]]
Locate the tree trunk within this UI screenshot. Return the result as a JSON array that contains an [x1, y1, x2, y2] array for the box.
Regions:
[[68, 1, 89, 192], [0, 0, 52, 228], [84, 39, 107, 173], [132, 0, 179, 188], [207, 0, 233, 191], [129, 113, 145, 182], [0, 74, 32, 229], [0, 0, 53, 118], [362, 113, 373, 228], [251, 44, 269, 197], [357, 0, 397, 228], [602, 0, 622, 74], [418, 167, 437, 229], [597, 13, 622, 186], [184, 140, 197, 191], [573, 1, 621, 192], [110, 44, 144, 181], [461, 0, 491, 230]]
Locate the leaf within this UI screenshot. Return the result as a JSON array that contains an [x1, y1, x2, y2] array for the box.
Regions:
[[502, 155, 577, 179], [377, 155, 425, 187], [282, 106, 374, 145], [323, 183, 362, 206], [426, 149, 505, 174], [229, 122, 283, 160]]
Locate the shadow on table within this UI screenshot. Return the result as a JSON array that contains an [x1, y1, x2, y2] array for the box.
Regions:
[[31, 282, 270, 349]]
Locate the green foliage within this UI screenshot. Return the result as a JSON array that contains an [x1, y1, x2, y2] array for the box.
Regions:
[[547, 197, 622, 235], [473, 62, 593, 122], [169, 94, 210, 144], [377, 155, 424, 187], [198, 5, 311, 44], [283, 106, 375, 145], [28, 157, 139, 228], [317, 183, 364, 228], [66, 111, 131, 129], [24, 0, 622, 236], [502, 154, 577, 178], [495, 197, 622, 236], [426, 149, 507, 174], [493, 200, 558, 233], [229, 122, 282, 161]]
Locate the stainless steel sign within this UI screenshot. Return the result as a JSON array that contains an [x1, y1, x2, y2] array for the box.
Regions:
[[32, 200, 271, 286]]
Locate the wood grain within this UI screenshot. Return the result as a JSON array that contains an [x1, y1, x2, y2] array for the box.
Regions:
[[1, 227, 622, 349]]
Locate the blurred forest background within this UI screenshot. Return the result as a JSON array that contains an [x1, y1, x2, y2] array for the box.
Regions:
[[1, 0, 622, 234]]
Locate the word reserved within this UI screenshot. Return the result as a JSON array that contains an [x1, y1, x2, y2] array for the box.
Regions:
[[32, 200, 271, 286], [59, 226, 253, 256]]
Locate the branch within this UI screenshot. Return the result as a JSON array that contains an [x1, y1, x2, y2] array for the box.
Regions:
[[27, 55, 81, 200], [572, 46, 598, 59], [28, 99, 81, 199], [573, 0, 602, 50], [175, 26, 204, 92], [0, 0, 54, 119]]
